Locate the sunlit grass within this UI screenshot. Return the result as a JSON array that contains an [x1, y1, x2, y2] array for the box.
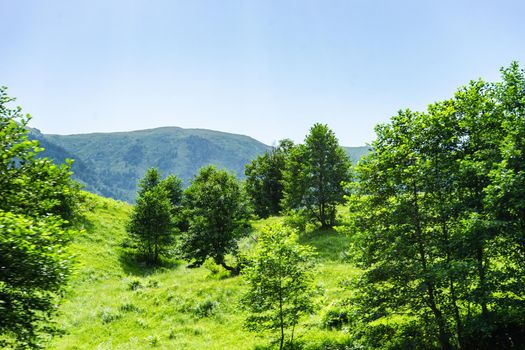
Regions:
[[49, 194, 357, 349]]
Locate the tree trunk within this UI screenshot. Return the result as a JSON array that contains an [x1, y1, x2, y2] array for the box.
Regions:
[[413, 182, 453, 350], [476, 245, 489, 320], [217, 259, 240, 275]]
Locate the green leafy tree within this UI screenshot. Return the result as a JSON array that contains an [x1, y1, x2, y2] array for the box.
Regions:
[[137, 167, 161, 197], [0, 213, 72, 349], [180, 165, 251, 272], [348, 64, 525, 349], [241, 224, 318, 350], [283, 124, 350, 228], [162, 174, 183, 209], [245, 139, 294, 218], [162, 173, 186, 234], [127, 171, 175, 265], [0, 86, 79, 348]]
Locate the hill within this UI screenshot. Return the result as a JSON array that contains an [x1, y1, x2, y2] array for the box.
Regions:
[[49, 193, 355, 349], [32, 127, 271, 202], [343, 146, 371, 163], [30, 127, 370, 202]]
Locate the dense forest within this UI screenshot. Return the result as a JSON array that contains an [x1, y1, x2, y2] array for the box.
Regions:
[[1, 62, 525, 349]]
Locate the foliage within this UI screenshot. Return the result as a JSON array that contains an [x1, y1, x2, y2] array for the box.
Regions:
[[241, 224, 319, 350], [245, 139, 294, 218], [127, 169, 176, 265], [283, 124, 351, 228], [137, 167, 161, 197], [347, 62, 525, 349], [180, 165, 251, 272], [0, 212, 73, 348], [0, 86, 79, 348]]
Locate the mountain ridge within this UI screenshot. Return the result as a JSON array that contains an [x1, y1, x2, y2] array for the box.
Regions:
[[30, 126, 370, 202]]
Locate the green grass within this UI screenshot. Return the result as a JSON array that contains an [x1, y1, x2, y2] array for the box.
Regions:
[[49, 194, 358, 349]]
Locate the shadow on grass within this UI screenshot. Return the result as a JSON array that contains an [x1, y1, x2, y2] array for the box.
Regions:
[[118, 249, 181, 276], [298, 228, 351, 262]]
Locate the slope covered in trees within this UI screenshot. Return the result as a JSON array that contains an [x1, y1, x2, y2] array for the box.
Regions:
[[32, 127, 270, 202], [30, 127, 370, 203], [7, 62, 525, 350]]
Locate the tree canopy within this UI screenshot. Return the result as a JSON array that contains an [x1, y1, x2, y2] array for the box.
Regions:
[[244, 139, 294, 218], [347, 62, 525, 349], [127, 168, 181, 264], [241, 223, 318, 350]]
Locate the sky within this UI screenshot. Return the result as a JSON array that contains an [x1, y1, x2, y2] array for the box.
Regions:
[[1, 0, 524, 146]]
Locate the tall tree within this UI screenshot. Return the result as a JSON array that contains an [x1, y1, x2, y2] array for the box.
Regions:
[[127, 169, 177, 264], [283, 123, 350, 228], [348, 64, 525, 349], [241, 224, 318, 350], [0, 86, 79, 348], [180, 165, 251, 272], [137, 167, 161, 198], [245, 139, 294, 218]]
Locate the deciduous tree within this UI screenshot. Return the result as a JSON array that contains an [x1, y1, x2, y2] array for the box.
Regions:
[[180, 165, 251, 272], [283, 124, 350, 228], [0, 86, 79, 348], [245, 139, 294, 218], [241, 224, 318, 350]]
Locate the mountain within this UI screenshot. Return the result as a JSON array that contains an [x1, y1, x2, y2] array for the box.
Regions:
[[343, 146, 372, 163], [30, 127, 370, 202]]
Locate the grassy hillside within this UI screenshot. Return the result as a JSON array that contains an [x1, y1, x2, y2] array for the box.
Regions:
[[49, 193, 357, 350]]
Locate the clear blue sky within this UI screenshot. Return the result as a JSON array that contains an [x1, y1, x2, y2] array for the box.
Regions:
[[1, 0, 524, 146]]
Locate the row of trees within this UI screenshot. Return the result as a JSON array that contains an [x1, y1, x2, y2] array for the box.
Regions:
[[127, 165, 250, 270], [347, 62, 525, 349], [127, 123, 351, 270], [0, 87, 81, 348]]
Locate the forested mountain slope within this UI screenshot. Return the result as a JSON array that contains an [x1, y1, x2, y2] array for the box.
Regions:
[[32, 127, 270, 202], [30, 127, 369, 202]]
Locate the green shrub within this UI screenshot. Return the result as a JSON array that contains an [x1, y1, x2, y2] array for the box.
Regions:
[[193, 299, 219, 318]]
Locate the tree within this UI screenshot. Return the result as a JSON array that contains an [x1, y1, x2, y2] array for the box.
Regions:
[[348, 64, 525, 349], [0, 86, 79, 348], [0, 213, 72, 348], [180, 165, 251, 272], [282, 124, 351, 228], [241, 224, 318, 350], [137, 167, 161, 198], [245, 139, 294, 218], [162, 174, 183, 209], [127, 171, 176, 265]]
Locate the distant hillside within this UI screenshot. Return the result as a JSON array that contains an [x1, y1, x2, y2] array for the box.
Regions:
[[32, 127, 270, 202], [343, 146, 371, 163], [30, 127, 370, 202]]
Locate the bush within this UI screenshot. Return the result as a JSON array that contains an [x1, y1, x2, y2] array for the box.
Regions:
[[192, 299, 219, 318]]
